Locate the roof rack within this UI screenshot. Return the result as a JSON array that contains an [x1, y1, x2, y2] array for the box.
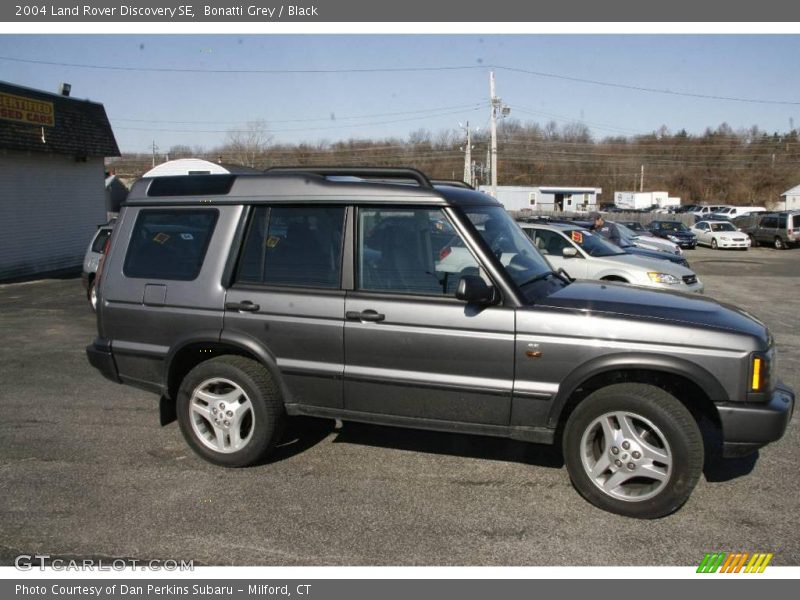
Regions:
[[264, 167, 433, 189], [430, 179, 474, 190]]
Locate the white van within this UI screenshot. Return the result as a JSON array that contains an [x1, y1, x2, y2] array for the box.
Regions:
[[709, 206, 767, 219]]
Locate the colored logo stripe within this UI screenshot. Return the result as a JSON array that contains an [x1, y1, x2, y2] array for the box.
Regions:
[[697, 552, 773, 573]]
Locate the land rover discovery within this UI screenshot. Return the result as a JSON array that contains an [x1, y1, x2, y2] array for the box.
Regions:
[[87, 168, 794, 519]]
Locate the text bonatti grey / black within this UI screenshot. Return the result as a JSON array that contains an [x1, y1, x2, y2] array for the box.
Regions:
[[30, 5, 319, 18]]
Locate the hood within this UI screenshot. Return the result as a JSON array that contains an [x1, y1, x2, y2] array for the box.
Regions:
[[622, 245, 687, 266], [600, 252, 693, 276], [533, 280, 768, 340]]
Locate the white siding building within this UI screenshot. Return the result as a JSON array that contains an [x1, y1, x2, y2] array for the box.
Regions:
[[779, 185, 800, 211], [0, 81, 119, 280], [478, 185, 602, 213]]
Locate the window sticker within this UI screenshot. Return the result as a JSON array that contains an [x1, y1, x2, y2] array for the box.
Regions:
[[153, 232, 170, 244], [180, 233, 194, 241], [570, 231, 584, 244], [266, 235, 281, 248]]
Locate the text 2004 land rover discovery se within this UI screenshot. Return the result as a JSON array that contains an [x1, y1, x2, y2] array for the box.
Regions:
[[87, 168, 794, 519]]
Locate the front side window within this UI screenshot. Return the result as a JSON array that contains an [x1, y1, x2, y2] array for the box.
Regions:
[[124, 209, 218, 280], [358, 208, 477, 296], [236, 206, 345, 288]]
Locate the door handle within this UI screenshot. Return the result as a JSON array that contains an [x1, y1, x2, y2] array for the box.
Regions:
[[346, 310, 385, 322], [225, 300, 260, 312]]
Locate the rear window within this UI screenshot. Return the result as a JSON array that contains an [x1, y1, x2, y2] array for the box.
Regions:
[[91, 228, 112, 253], [123, 209, 218, 280]]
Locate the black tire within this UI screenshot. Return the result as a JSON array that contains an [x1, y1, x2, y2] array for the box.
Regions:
[[177, 356, 284, 467], [774, 236, 785, 250], [749, 234, 758, 247], [711, 238, 718, 250], [563, 383, 703, 519]]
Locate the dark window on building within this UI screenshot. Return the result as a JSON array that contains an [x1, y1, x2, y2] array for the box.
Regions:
[[236, 206, 345, 288], [124, 209, 218, 280]]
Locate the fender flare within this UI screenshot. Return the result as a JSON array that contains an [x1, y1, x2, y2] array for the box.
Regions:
[[546, 352, 729, 428]]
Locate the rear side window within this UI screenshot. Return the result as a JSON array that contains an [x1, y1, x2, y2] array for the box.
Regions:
[[236, 206, 345, 288], [761, 216, 778, 228], [123, 209, 218, 280], [91, 228, 112, 253]]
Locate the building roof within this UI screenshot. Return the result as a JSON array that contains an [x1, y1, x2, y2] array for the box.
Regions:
[[781, 184, 800, 197], [0, 80, 119, 158]]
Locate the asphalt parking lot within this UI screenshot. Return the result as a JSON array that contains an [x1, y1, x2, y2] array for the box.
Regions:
[[0, 245, 798, 567]]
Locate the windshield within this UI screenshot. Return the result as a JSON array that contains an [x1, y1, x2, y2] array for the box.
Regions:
[[463, 206, 554, 289], [564, 228, 626, 257], [710, 222, 736, 232], [654, 222, 689, 232]]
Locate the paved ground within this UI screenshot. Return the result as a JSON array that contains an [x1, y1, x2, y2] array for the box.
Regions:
[[0, 245, 797, 566]]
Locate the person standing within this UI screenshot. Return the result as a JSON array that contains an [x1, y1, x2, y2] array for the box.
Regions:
[[588, 212, 622, 246]]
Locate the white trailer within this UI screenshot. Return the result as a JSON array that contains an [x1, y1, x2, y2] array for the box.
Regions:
[[614, 191, 681, 210], [479, 185, 602, 213]]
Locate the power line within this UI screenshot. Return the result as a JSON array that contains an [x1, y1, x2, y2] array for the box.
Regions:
[[2, 54, 798, 106], [110, 102, 488, 125]]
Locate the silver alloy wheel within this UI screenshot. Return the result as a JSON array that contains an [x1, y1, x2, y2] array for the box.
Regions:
[[189, 377, 255, 454], [579, 411, 673, 502], [775, 237, 784, 249]]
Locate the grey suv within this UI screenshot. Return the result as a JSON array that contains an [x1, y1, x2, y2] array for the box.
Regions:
[[87, 168, 794, 519]]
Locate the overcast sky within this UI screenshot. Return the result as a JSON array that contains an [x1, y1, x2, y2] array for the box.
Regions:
[[2, 34, 799, 153]]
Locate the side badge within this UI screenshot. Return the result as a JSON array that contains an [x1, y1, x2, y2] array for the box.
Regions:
[[525, 343, 543, 359]]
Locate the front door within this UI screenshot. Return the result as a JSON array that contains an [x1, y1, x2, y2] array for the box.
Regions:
[[343, 206, 515, 426]]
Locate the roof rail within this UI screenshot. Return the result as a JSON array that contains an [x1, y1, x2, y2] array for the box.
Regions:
[[264, 166, 433, 189], [430, 179, 474, 190]]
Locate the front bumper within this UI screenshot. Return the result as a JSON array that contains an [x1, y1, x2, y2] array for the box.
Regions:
[[86, 338, 121, 384], [717, 239, 751, 249], [718, 381, 795, 457]]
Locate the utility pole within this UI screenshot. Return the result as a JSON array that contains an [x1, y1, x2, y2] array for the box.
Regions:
[[489, 71, 510, 198], [459, 121, 478, 186], [639, 164, 644, 192], [151, 140, 159, 168], [490, 72, 498, 198]]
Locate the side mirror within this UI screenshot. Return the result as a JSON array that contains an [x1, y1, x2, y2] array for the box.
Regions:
[[456, 275, 497, 305], [562, 247, 578, 258]]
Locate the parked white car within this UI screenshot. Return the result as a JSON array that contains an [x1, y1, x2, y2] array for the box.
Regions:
[[708, 206, 767, 220], [691, 205, 730, 218], [519, 223, 704, 293], [691, 220, 751, 250]]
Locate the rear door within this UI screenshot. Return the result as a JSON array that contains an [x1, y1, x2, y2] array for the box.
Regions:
[[343, 206, 514, 425], [757, 215, 778, 244], [223, 205, 347, 409]]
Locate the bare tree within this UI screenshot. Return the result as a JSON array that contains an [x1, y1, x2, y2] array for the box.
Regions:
[[224, 120, 273, 168]]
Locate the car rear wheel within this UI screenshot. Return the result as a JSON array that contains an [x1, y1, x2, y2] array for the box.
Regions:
[[177, 356, 284, 467], [749, 234, 758, 247], [88, 280, 97, 312], [563, 383, 703, 519], [774, 236, 785, 250]]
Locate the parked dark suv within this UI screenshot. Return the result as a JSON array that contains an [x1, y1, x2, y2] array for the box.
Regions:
[[87, 168, 794, 519], [741, 211, 800, 249]]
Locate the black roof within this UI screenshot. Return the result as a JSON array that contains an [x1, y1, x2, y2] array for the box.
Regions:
[[125, 170, 502, 207], [0, 80, 119, 158]]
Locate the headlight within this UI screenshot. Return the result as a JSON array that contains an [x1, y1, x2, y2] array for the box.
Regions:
[[720, 236, 730, 240], [667, 235, 679, 242], [647, 272, 681, 285]]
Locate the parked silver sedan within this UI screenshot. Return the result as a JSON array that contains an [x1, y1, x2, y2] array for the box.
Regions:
[[519, 222, 704, 293]]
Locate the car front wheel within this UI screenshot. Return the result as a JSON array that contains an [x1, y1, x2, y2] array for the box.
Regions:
[[711, 238, 718, 249], [563, 383, 703, 519], [177, 356, 284, 467]]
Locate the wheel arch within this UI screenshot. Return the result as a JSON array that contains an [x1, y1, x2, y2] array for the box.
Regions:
[[548, 353, 727, 433], [163, 331, 292, 406]]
